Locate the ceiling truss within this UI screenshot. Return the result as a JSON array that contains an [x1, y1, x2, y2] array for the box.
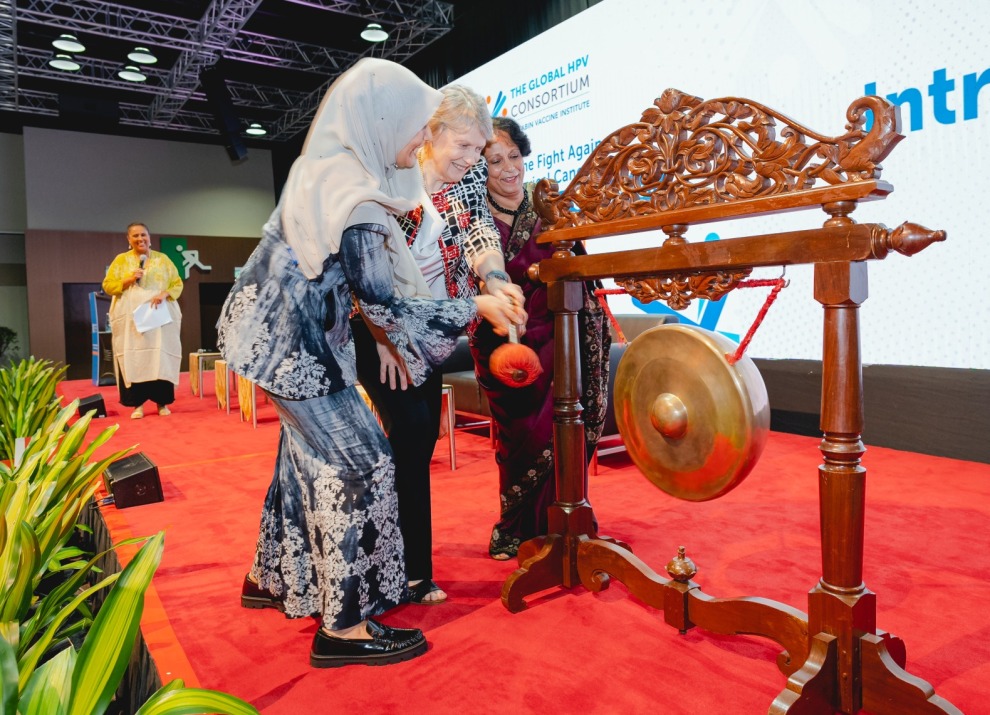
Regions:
[[1, 0, 454, 141]]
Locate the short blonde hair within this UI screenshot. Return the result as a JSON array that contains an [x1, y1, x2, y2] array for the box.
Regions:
[[429, 85, 493, 141]]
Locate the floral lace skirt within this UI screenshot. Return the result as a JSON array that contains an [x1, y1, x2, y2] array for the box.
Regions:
[[249, 388, 407, 630]]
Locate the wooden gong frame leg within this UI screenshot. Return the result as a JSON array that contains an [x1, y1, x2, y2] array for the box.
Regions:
[[769, 260, 959, 714], [502, 280, 600, 612]]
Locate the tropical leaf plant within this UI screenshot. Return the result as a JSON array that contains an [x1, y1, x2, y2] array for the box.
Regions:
[[0, 358, 258, 714], [3, 402, 129, 561], [1, 532, 259, 715], [1, 401, 133, 652], [0, 358, 69, 463]]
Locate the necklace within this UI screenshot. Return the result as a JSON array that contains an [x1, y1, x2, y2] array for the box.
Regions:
[[487, 190, 528, 217]]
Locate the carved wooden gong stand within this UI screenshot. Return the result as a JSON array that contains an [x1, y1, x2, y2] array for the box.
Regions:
[[502, 89, 956, 714]]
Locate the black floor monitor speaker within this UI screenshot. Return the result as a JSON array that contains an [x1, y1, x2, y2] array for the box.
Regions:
[[79, 394, 107, 418], [103, 453, 163, 509]]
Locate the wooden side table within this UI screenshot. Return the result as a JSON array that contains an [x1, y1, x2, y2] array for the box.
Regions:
[[215, 359, 231, 412], [189, 351, 222, 398], [236, 374, 257, 427]]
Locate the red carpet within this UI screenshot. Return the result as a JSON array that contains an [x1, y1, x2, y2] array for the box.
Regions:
[[59, 375, 990, 714]]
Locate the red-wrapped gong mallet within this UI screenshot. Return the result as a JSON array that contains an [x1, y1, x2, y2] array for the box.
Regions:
[[490, 324, 542, 388]]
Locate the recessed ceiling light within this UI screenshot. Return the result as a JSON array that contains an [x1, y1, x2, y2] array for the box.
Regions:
[[245, 122, 267, 136], [127, 46, 158, 64], [49, 54, 81, 72], [52, 33, 85, 53], [118, 65, 147, 82], [360, 23, 389, 43]]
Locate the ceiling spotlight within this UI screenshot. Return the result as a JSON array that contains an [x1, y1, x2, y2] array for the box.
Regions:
[[360, 23, 389, 43], [52, 33, 85, 53], [49, 53, 81, 72], [118, 65, 147, 82], [245, 123, 267, 136], [127, 46, 158, 64]]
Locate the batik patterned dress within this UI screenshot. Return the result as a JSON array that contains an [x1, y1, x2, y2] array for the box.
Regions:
[[218, 207, 476, 629]]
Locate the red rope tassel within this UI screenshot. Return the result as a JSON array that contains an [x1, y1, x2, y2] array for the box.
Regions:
[[594, 288, 628, 344], [726, 278, 786, 364], [594, 278, 786, 361]]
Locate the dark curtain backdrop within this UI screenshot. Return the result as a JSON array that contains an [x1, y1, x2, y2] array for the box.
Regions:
[[271, 0, 603, 197]]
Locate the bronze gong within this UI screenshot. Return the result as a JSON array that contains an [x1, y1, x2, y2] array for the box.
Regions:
[[614, 324, 769, 501]]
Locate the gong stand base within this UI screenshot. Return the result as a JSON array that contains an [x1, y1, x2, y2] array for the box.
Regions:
[[501, 502, 631, 613], [577, 539, 961, 715], [506, 531, 962, 714], [500, 501, 596, 613], [773, 631, 962, 715]]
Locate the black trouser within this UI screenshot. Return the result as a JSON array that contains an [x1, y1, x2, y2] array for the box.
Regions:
[[117, 374, 175, 408], [351, 317, 443, 582]]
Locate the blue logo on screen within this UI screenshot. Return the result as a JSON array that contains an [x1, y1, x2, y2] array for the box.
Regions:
[[489, 91, 507, 117]]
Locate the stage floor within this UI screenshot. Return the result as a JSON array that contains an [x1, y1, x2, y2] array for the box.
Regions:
[[60, 374, 990, 714]]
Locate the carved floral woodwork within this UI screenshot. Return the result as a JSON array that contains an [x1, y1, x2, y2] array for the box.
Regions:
[[534, 89, 903, 232], [616, 269, 751, 310]]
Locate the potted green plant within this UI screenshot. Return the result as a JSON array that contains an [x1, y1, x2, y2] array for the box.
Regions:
[[0, 358, 68, 466], [0, 360, 259, 715], [1, 402, 132, 666], [2, 532, 259, 715]]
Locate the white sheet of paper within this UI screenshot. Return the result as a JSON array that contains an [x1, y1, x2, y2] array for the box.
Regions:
[[132, 301, 173, 333]]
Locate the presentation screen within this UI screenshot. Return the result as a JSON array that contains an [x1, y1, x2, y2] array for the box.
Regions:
[[455, 0, 988, 370]]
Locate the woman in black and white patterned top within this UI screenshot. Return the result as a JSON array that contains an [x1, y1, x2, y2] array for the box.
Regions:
[[353, 85, 526, 606]]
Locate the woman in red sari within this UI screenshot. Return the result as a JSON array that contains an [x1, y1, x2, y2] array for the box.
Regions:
[[474, 117, 611, 559]]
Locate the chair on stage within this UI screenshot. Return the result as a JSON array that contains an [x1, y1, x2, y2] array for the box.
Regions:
[[235, 373, 267, 428], [214, 359, 232, 413], [189, 351, 222, 399]]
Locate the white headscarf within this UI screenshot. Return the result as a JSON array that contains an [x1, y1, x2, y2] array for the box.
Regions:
[[281, 58, 443, 291]]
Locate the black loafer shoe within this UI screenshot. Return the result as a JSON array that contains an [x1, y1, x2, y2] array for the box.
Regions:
[[240, 575, 285, 612], [310, 620, 427, 668]]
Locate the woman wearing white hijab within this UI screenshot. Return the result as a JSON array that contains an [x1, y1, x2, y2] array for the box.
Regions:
[[217, 58, 521, 667]]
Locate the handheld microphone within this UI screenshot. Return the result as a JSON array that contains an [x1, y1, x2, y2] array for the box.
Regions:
[[138, 254, 147, 286]]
